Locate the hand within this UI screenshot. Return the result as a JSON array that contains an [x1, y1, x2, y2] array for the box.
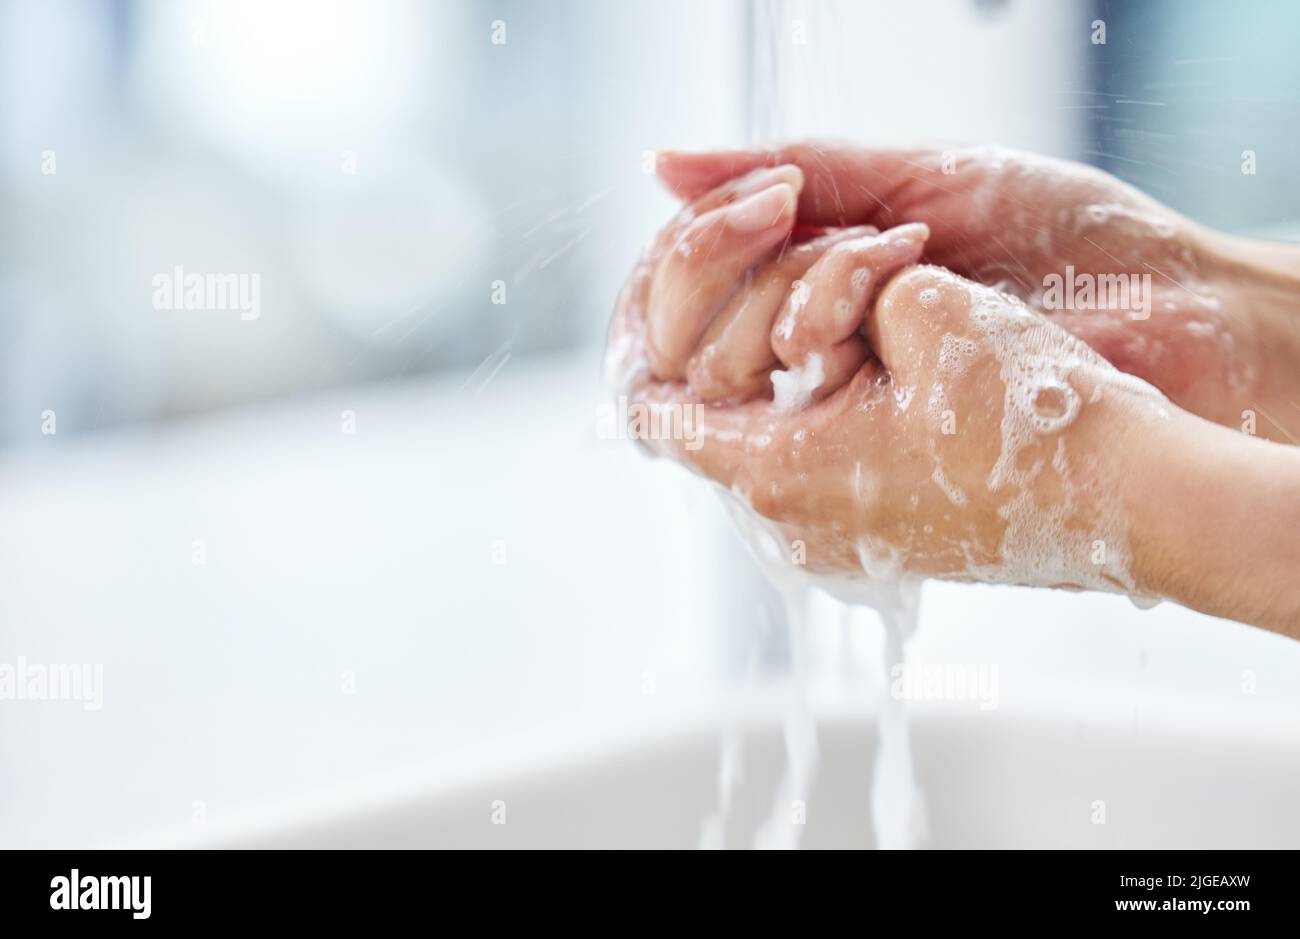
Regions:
[[610, 194, 1300, 634], [608, 162, 925, 407], [621, 254, 1170, 592], [608, 148, 1300, 636], [655, 144, 1300, 443]]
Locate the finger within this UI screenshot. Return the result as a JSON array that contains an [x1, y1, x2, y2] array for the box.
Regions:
[[647, 180, 800, 379], [638, 164, 806, 329], [627, 380, 764, 490], [867, 264, 976, 384], [687, 225, 878, 403], [611, 165, 805, 389], [655, 150, 778, 199], [657, 143, 937, 227], [605, 256, 654, 392], [773, 223, 931, 361], [769, 341, 867, 410], [769, 224, 930, 402], [650, 163, 806, 260]]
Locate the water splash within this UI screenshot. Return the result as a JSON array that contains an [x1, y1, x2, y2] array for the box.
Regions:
[[697, 728, 744, 849], [751, 585, 820, 849], [866, 578, 928, 849], [710, 0, 929, 851]]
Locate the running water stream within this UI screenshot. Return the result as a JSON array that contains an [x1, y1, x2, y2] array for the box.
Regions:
[[697, 0, 928, 850]]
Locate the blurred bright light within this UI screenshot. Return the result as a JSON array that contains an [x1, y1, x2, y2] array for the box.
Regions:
[[128, 0, 450, 181]]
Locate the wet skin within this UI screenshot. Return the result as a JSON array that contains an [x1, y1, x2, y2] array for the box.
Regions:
[[608, 145, 1300, 637]]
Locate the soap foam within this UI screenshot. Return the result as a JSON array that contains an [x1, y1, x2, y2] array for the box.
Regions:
[[937, 333, 977, 377], [929, 462, 968, 508], [771, 352, 825, 412], [959, 283, 1152, 593]]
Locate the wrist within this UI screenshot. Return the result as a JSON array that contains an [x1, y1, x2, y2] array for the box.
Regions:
[[1109, 390, 1300, 636], [1201, 228, 1300, 443]]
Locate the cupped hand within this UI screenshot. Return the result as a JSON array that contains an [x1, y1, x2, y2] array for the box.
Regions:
[[613, 234, 1175, 587], [607, 163, 928, 406], [654, 144, 1277, 435]]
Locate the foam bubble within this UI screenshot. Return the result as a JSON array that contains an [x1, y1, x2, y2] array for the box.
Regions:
[[771, 353, 825, 412], [790, 279, 812, 312], [959, 288, 1149, 593], [1029, 378, 1080, 434], [930, 463, 968, 507], [937, 334, 977, 376]]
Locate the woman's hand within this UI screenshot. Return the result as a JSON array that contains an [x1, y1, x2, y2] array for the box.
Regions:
[[619, 251, 1170, 593], [608, 163, 926, 406], [609, 165, 1171, 588], [609, 152, 1300, 636], [655, 144, 1300, 443]]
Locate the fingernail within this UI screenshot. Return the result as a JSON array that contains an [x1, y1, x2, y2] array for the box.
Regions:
[[733, 163, 803, 199], [886, 222, 930, 243], [651, 148, 682, 171], [729, 183, 796, 233]]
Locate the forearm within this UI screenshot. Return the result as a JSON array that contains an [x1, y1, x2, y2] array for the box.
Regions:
[[1210, 229, 1300, 283], [1204, 229, 1300, 444], [1120, 403, 1300, 637]]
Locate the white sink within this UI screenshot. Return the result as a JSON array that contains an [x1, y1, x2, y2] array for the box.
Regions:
[[158, 690, 1300, 849], [3, 351, 1298, 849]]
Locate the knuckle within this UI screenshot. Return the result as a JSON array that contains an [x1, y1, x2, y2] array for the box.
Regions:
[[879, 265, 949, 311], [686, 346, 735, 401], [678, 213, 726, 259], [770, 306, 806, 363], [686, 341, 766, 403], [874, 265, 965, 341], [644, 337, 679, 381]]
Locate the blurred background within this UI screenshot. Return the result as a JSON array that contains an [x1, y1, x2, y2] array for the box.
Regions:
[[5, 0, 1299, 440], [3, 0, 1300, 848]]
